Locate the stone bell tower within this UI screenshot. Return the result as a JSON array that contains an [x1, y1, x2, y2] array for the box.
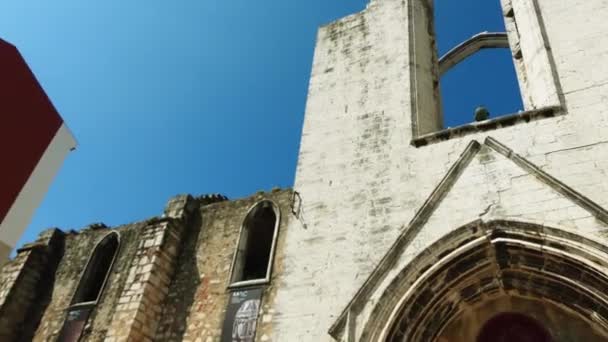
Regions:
[[269, 0, 608, 340]]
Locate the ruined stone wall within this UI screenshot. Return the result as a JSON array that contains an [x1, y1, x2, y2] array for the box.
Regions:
[[0, 218, 161, 342], [0, 190, 291, 342], [80, 224, 144, 342], [0, 228, 63, 341], [103, 194, 214, 342], [154, 189, 293, 342], [271, 0, 608, 340], [273, 1, 427, 339], [30, 223, 144, 341]]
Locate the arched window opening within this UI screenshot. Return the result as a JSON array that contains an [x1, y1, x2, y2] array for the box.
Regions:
[[477, 312, 553, 342], [230, 201, 280, 286], [409, 0, 562, 142], [441, 48, 523, 127], [59, 232, 119, 342], [435, 0, 524, 128], [72, 232, 119, 304]]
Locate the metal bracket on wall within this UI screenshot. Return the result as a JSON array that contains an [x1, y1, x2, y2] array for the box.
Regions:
[[290, 191, 307, 229], [291, 191, 302, 218]]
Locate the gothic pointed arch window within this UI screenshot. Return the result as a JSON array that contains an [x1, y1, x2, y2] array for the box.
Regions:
[[229, 200, 280, 287], [58, 232, 120, 342], [410, 0, 563, 144]]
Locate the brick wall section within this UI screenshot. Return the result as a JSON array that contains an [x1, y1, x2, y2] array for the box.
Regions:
[[0, 228, 64, 341], [104, 195, 197, 342]]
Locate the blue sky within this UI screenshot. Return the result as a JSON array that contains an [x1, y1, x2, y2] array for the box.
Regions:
[[1, 0, 522, 249]]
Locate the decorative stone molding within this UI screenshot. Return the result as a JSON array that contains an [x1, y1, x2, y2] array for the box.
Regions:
[[329, 137, 608, 341], [412, 106, 561, 147]]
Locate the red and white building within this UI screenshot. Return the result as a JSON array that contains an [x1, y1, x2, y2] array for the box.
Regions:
[[0, 38, 76, 263]]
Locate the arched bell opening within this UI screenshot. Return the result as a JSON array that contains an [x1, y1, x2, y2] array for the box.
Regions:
[[360, 220, 608, 342]]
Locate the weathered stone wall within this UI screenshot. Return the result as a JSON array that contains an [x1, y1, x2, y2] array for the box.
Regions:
[[104, 218, 184, 342], [154, 189, 293, 342], [30, 223, 144, 341], [0, 228, 64, 341], [81, 225, 143, 342], [103, 194, 209, 342], [0, 190, 291, 342], [271, 0, 608, 340]]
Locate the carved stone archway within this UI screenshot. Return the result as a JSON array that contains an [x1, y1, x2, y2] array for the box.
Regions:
[[360, 220, 608, 341]]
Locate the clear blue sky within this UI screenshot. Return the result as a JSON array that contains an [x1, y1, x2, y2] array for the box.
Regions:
[[0, 0, 522, 249]]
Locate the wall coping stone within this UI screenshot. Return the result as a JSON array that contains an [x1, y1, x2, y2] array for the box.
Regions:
[[412, 106, 562, 147]]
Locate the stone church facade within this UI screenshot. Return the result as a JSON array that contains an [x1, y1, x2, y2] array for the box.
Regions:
[[1, 0, 608, 340]]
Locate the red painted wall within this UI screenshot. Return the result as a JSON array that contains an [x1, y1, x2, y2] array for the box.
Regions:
[[0, 38, 63, 225]]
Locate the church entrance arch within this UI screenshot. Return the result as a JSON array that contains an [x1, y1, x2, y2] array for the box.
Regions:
[[360, 220, 608, 342]]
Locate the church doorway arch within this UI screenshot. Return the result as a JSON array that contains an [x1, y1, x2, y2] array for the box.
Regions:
[[360, 220, 608, 342]]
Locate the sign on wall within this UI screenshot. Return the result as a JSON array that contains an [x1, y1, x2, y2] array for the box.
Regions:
[[57, 305, 93, 342], [221, 287, 263, 342]]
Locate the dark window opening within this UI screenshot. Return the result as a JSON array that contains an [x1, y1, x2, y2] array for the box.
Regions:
[[73, 233, 119, 304], [231, 201, 278, 284], [435, 1, 524, 128], [477, 312, 553, 342], [59, 232, 119, 342]]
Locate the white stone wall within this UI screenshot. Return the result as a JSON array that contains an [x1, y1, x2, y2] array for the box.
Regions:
[[271, 0, 608, 340]]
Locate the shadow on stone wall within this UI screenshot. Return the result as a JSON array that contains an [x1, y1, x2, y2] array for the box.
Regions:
[[18, 242, 65, 342], [154, 210, 203, 340]]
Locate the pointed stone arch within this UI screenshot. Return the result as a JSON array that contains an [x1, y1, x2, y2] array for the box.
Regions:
[[71, 231, 120, 305], [58, 231, 120, 342], [360, 220, 608, 341], [438, 32, 510, 77], [229, 200, 281, 288], [409, 0, 564, 141]]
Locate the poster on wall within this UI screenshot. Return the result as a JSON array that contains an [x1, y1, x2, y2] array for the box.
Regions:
[[221, 287, 264, 342], [57, 305, 93, 342]]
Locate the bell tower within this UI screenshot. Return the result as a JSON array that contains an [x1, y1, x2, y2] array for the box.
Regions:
[[272, 0, 608, 340]]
